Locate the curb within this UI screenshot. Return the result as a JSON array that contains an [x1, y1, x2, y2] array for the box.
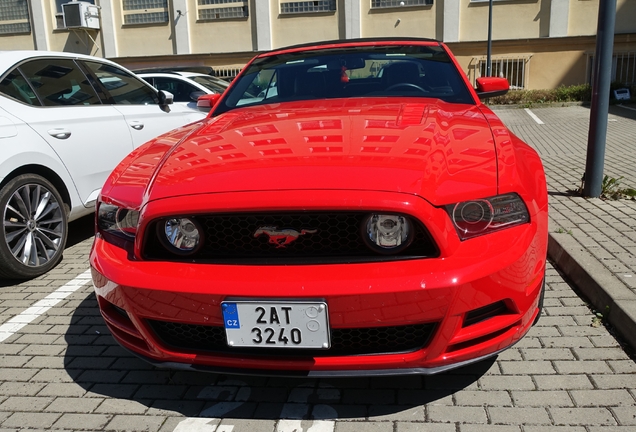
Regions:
[[548, 232, 636, 352]]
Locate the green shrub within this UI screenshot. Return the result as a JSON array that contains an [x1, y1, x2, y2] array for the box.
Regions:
[[487, 84, 592, 105]]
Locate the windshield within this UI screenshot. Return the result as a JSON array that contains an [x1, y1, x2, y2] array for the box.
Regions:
[[214, 44, 474, 115], [190, 75, 230, 94]]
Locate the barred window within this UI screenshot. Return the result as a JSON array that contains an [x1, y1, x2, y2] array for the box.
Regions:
[[475, 57, 529, 90], [371, 0, 433, 8], [214, 66, 242, 81], [588, 52, 636, 86], [198, 1, 248, 20], [0, 0, 30, 35], [122, 0, 168, 24], [614, 52, 636, 85], [280, 1, 336, 14]]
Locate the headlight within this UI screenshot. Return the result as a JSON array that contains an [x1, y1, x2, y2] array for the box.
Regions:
[[97, 202, 139, 239], [362, 213, 413, 254], [158, 217, 203, 255], [446, 193, 529, 240]]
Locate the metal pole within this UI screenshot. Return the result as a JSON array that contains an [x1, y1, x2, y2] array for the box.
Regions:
[[487, 0, 493, 76], [583, 0, 617, 197]]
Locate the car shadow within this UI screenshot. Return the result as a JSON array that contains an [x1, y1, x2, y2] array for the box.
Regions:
[[609, 102, 636, 121], [577, 102, 636, 122], [66, 213, 96, 248], [64, 292, 494, 421]]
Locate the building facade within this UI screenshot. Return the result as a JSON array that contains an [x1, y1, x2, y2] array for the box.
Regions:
[[0, 0, 635, 90]]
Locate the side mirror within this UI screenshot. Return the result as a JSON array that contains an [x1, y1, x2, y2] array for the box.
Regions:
[[158, 90, 174, 106], [189, 91, 206, 102], [475, 77, 509, 99], [197, 93, 222, 112]]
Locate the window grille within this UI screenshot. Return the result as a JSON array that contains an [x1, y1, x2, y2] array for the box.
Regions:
[[588, 52, 636, 86], [475, 57, 529, 90], [371, 0, 433, 8], [123, 0, 168, 24], [280, 1, 336, 14], [198, 1, 248, 20], [0, 0, 30, 35], [214, 66, 242, 81], [614, 52, 636, 85]]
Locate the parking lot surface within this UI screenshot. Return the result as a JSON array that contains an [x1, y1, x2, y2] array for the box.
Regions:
[[1, 105, 635, 431]]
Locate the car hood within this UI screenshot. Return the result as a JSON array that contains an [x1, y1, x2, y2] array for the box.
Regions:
[[142, 99, 498, 206]]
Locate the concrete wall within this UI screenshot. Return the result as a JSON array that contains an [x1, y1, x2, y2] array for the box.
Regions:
[[270, 4, 341, 48], [460, 0, 543, 41], [361, 3, 437, 39]]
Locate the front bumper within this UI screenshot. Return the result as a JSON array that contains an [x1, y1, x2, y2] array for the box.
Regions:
[[90, 190, 547, 375]]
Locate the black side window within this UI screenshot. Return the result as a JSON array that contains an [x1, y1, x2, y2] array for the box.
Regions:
[[17, 59, 101, 106], [152, 77, 200, 102], [83, 61, 159, 105], [0, 70, 41, 106]]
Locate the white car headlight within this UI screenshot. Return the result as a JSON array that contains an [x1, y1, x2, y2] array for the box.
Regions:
[[446, 193, 529, 240]]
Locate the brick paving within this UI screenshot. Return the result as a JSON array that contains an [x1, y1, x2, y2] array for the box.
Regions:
[[493, 104, 636, 351], [0, 106, 635, 431]]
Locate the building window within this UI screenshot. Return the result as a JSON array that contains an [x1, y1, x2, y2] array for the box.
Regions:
[[199, 0, 246, 4], [371, 0, 433, 8], [123, 0, 168, 25], [198, 0, 248, 20], [475, 57, 529, 90], [280, 1, 336, 14], [614, 52, 636, 85], [588, 52, 636, 86], [214, 66, 243, 81], [0, 0, 30, 35]]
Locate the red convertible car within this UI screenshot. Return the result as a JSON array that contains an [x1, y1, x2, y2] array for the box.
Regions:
[[90, 38, 548, 376]]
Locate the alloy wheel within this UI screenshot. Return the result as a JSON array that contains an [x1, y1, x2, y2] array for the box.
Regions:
[[3, 183, 65, 268]]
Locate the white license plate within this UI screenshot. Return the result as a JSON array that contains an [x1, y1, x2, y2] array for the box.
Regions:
[[221, 300, 330, 349]]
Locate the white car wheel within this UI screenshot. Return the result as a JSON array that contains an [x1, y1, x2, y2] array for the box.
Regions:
[[0, 174, 68, 279]]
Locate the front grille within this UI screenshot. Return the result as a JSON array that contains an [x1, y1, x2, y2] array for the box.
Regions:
[[147, 320, 437, 357], [143, 212, 439, 264]]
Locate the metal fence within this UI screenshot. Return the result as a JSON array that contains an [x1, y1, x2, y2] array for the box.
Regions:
[[214, 67, 243, 81]]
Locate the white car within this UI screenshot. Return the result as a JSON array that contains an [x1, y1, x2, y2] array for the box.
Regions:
[[137, 71, 230, 110], [0, 50, 206, 279]]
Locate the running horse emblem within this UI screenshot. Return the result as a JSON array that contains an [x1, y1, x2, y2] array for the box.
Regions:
[[254, 226, 318, 248]]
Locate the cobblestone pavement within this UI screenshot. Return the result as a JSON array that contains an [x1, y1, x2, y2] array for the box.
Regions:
[[0, 107, 635, 431], [493, 104, 636, 350]]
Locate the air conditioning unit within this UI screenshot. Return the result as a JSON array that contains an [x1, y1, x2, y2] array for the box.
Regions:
[[63, 1, 100, 30]]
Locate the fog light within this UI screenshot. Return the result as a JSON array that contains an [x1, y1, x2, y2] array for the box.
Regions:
[[362, 214, 413, 254], [161, 218, 202, 254]]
